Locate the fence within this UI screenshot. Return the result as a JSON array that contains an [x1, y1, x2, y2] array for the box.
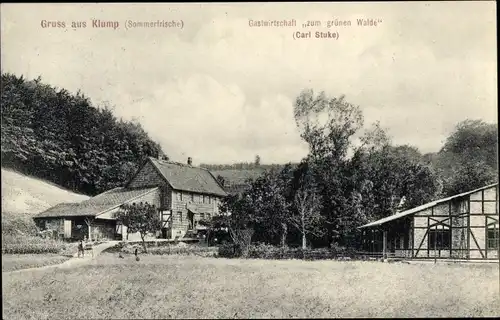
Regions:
[[219, 244, 413, 261]]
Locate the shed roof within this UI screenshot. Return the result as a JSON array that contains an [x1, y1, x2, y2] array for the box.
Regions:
[[147, 157, 227, 197], [34, 187, 159, 219], [358, 183, 498, 229]]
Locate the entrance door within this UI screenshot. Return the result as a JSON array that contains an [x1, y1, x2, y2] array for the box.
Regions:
[[64, 219, 72, 239], [115, 223, 123, 240], [188, 211, 194, 230]]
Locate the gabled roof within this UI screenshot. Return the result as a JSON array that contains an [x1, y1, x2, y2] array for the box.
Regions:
[[358, 183, 498, 229], [146, 157, 227, 197], [34, 187, 159, 218]]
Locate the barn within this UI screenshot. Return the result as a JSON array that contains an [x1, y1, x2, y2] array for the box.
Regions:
[[358, 183, 499, 261], [33, 157, 227, 241]]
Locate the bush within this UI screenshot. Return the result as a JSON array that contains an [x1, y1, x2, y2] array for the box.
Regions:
[[219, 243, 358, 260], [147, 245, 217, 256], [106, 242, 218, 257], [1, 234, 75, 254], [247, 243, 287, 259], [218, 244, 242, 258], [1, 214, 39, 236]]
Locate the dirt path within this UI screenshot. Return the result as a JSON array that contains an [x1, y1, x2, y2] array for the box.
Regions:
[[3, 241, 119, 275]]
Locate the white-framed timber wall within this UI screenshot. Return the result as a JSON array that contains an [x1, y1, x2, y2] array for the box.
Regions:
[[361, 184, 499, 260]]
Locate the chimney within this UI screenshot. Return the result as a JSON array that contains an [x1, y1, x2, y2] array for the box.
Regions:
[[187, 157, 192, 166]]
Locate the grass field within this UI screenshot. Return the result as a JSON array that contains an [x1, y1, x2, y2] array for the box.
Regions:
[[2, 254, 71, 272], [3, 253, 499, 319]]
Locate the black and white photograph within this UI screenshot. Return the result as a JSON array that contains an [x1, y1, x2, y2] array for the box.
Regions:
[[1, 2, 498, 319]]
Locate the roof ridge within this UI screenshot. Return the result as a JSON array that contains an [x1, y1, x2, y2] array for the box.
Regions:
[[359, 182, 498, 229], [151, 156, 212, 172], [34, 186, 161, 219], [80, 186, 123, 203], [149, 157, 227, 196]]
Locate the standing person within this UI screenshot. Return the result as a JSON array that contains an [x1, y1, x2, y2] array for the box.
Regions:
[[78, 240, 84, 258]]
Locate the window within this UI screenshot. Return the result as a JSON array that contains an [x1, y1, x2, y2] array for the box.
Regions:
[[428, 229, 451, 250], [191, 193, 194, 202], [178, 211, 183, 223], [487, 227, 499, 249], [202, 195, 206, 203], [180, 192, 183, 201], [208, 196, 211, 204]]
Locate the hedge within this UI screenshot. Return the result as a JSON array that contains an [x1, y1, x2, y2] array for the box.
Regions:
[[105, 242, 218, 257], [2, 234, 78, 255], [218, 243, 358, 260]]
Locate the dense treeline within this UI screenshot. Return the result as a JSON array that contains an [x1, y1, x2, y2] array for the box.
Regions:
[[423, 119, 498, 196], [215, 89, 498, 251], [1, 73, 166, 196]]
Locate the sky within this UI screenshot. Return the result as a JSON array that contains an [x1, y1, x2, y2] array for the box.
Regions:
[[1, 2, 497, 165]]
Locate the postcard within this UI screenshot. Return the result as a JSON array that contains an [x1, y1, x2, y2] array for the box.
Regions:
[[1, 2, 498, 319]]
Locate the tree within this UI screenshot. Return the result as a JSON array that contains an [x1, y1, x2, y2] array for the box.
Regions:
[[84, 217, 95, 242], [218, 194, 258, 256], [435, 119, 498, 196], [216, 175, 226, 188], [287, 161, 324, 249], [1, 72, 166, 196], [255, 155, 261, 166], [293, 89, 364, 246], [247, 166, 293, 247], [443, 160, 496, 196], [294, 89, 364, 161], [115, 202, 161, 253], [351, 142, 440, 223]]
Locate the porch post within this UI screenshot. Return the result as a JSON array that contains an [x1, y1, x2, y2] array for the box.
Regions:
[[370, 229, 373, 254], [434, 226, 437, 264], [382, 229, 387, 261]]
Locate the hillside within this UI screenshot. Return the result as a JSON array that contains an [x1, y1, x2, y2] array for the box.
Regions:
[[212, 168, 267, 186], [1, 168, 89, 216], [210, 164, 298, 194], [1, 72, 166, 196]]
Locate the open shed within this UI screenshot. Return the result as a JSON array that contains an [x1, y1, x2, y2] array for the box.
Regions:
[[359, 183, 499, 260]]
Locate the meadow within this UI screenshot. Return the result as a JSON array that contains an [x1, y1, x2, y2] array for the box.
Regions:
[[2, 253, 71, 272], [3, 253, 499, 319]]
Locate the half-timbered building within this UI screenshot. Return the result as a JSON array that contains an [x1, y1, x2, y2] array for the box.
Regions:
[[359, 183, 499, 260], [33, 157, 227, 241]]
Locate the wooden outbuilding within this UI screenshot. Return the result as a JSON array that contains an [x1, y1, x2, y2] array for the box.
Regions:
[[358, 183, 499, 261]]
